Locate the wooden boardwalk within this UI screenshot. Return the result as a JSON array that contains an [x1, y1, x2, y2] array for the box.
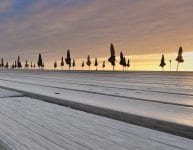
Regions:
[[0, 70, 193, 149], [0, 89, 193, 150]]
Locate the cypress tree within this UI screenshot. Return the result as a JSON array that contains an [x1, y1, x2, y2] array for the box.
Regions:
[[72, 59, 75, 70], [123, 57, 127, 71], [120, 52, 124, 64], [120, 52, 126, 71], [108, 43, 116, 71], [127, 59, 130, 71], [61, 56, 64, 69], [31, 62, 33, 68], [86, 55, 91, 70], [65, 49, 71, 70], [17, 56, 22, 68], [25, 60, 29, 69], [37, 53, 43, 69], [94, 58, 98, 70], [54, 60, 57, 69]]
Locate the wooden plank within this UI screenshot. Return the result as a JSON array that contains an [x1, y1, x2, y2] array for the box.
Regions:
[[0, 96, 193, 150]]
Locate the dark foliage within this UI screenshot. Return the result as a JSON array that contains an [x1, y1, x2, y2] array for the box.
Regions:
[[86, 55, 91, 70], [54, 61, 57, 69], [65, 50, 71, 70], [37, 53, 43, 68], [159, 55, 166, 68], [108, 43, 116, 70], [17, 56, 22, 68]]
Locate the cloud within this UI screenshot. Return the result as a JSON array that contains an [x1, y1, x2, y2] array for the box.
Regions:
[[0, 0, 193, 63], [0, 0, 12, 13]]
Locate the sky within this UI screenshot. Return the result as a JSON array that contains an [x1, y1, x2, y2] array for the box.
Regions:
[[0, 0, 193, 70]]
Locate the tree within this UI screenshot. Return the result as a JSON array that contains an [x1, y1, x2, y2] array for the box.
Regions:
[[17, 56, 22, 68], [61, 56, 64, 70], [37, 53, 43, 69], [108, 43, 116, 71], [25, 60, 29, 69], [31, 62, 33, 68], [0, 58, 4, 68], [72, 59, 76, 70], [176, 46, 184, 71], [123, 57, 127, 71], [86, 55, 91, 70], [82, 61, 85, 70], [127, 59, 130, 71], [120, 52, 126, 71], [94, 58, 98, 70], [159, 55, 166, 70], [65, 49, 71, 70], [102, 61, 105, 71], [119, 52, 125, 71], [54, 60, 57, 69]]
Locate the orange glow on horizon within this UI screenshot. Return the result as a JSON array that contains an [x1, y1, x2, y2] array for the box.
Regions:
[[44, 52, 193, 71]]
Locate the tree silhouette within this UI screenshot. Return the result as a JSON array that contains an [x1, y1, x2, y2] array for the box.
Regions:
[[17, 56, 22, 69], [176, 46, 184, 71], [120, 52, 125, 71], [102, 61, 105, 71], [0, 58, 4, 68], [31, 62, 33, 68], [123, 57, 127, 71], [25, 60, 29, 69], [65, 49, 71, 70], [108, 43, 116, 71], [159, 55, 166, 70], [37, 53, 43, 69], [126, 59, 130, 71], [61, 56, 64, 70], [86, 55, 91, 70], [72, 59, 76, 70], [82, 61, 85, 70], [120, 52, 127, 71], [94, 58, 98, 70], [54, 60, 57, 69]]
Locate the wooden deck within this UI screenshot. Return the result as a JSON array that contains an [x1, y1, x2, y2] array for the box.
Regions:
[[0, 70, 193, 149]]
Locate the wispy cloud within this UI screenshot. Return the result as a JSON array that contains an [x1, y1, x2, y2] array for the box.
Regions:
[[0, 0, 193, 62], [0, 0, 13, 14]]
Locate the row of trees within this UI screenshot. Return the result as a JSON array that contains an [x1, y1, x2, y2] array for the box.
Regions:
[[159, 46, 184, 71], [0, 44, 185, 71]]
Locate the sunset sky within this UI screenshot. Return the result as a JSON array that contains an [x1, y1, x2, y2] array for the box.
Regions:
[[0, 0, 193, 70]]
